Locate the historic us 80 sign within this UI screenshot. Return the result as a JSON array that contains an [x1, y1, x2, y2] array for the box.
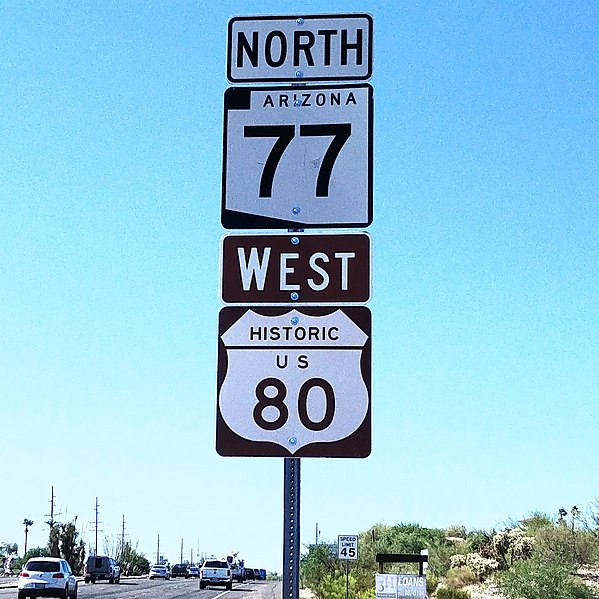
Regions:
[[222, 84, 373, 229], [217, 306, 371, 457]]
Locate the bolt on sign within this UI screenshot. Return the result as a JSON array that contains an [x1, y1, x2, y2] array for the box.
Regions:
[[220, 232, 371, 304], [227, 14, 373, 83], [216, 306, 371, 458]]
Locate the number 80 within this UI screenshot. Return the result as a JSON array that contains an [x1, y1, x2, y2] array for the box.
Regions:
[[254, 377, 335, 431]]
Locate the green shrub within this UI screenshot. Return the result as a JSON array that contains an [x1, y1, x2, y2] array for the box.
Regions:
[[436, 588, 471, 599], [444, 566, 477, 589], [499, 555, 596, 599], [426, 573, 439, 595]]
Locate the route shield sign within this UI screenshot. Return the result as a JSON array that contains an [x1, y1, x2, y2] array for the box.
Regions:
[[216, 306, 371, 457], [222, 84, 373, 229], [220, 232, 371, 304], [227, 14, 373, 83]]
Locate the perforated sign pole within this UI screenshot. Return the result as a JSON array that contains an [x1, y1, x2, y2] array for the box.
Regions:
[[283, 457, 300, 599]]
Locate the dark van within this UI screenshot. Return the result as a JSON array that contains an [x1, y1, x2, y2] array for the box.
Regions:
[[171, 564, 188, 578], [84, 555, 121, 584]]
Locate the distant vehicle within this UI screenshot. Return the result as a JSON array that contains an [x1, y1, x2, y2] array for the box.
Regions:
[[187, 566, 200, 579], [84, 556, 120, 584], [18, 557, 78, 599], [226, 552, 245, 583], [148, 564, 170, 580], [243, 567, 255, 581], [253, 568, 261, 580], [199, 559, 232, 590], [259, 569, 267, 581], [171, 564, 188, 578]]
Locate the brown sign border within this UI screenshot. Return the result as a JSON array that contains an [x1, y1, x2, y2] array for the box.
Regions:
[[220, 233, 371, 304], [216, 306, 371, 458]]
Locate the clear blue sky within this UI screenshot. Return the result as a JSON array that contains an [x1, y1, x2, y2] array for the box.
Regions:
[[1, 0, 597, 575]]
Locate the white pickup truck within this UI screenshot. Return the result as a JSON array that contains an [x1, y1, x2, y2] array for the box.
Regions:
[[199, 559, 233, 590]]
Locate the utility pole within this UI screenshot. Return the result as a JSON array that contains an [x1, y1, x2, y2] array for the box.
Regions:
[[180, 538, 183, 564], [156, 534, 160, 565], [120, 515, 126, 556], [316, 523, 320, 545], [46, 486, 56, 528], [94, 497, 100, 556]]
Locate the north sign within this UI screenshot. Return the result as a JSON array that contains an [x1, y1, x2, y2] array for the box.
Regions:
[[216, 306, 371, 458], [222, 84, 373, 229], [220, 232, 371, 304], [227, 14, 373, 83]]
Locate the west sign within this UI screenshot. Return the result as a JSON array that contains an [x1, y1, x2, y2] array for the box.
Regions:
[[227, 14, 373, 83], [220, 232, 371, 304], [222, 84, 373, 229]]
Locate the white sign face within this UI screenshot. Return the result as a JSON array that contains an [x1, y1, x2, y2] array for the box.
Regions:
[[227, 14, 373, 83], [222, 84, 373, 229], [338, 535, 358, 560], [376, 575, 427, 599], [217, 307, 371, 457]]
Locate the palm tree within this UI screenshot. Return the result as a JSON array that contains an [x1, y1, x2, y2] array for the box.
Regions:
[[23, 519, 33, 557]]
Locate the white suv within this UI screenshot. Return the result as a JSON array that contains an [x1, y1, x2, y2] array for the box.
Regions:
[[18, 557, 78, 599]]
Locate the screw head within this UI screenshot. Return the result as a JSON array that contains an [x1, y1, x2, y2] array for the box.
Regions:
[[296, 18, 304, 26], [292, 206, 301, 215], [295, 70, 304, 78], [290, 236, 300, 245], [290, 316, 299, 325], [288, 437, 298, 445], [290, 292, 299, 301]]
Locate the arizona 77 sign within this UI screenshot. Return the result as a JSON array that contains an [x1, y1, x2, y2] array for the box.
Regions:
[[222, 84, 373, 229], [217, 306, 371, 457]]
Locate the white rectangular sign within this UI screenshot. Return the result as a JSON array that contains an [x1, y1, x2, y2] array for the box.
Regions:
[[228, 14, 373, 83], [338, 535, 358, 560], [222, 84, 373, 229], [376, 574, 427, 599]]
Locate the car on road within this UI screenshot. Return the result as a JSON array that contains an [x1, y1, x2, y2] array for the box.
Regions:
[[84, 555, 120, 584], [148, 564, 171, 580], [243, 567, 255, 581], [171, 564, 188, 578], [199, 559, 232, 590], [187, 566, 200, 579], [18, 557, 78, 599]]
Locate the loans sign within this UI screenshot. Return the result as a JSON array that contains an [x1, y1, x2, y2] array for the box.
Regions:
[[376, 575, 427, 599], [216, 307, 371, 457], [227, 14, 373, 83], [222, 84, 373, 229], [220, 233, 371, 304]]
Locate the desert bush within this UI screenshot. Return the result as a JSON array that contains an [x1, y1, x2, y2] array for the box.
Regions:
[[444, 565, 477, 589], [499, 554, 596, 599], [449, 554, 498, 580], [426, 573, 439, 594], [491, 528, 534, 568], [534, 524, 599, 567], [436, 588, 471, 599]]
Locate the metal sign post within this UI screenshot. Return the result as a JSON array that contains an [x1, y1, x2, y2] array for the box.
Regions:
[[283, 458, 300, 599]]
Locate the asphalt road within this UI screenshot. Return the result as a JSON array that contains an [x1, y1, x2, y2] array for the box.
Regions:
[[0, 578, 281, 599]]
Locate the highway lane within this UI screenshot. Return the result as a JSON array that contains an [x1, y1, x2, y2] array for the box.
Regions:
[[0, 578, 280, 599]]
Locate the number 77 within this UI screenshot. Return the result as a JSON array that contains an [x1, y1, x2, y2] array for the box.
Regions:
[[244, 123, 352, 199]]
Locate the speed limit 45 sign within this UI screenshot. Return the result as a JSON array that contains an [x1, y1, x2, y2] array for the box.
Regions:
[[222, 84, 373, 229], [216, 306, 371, 457], [338, 535, 358, 560]]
